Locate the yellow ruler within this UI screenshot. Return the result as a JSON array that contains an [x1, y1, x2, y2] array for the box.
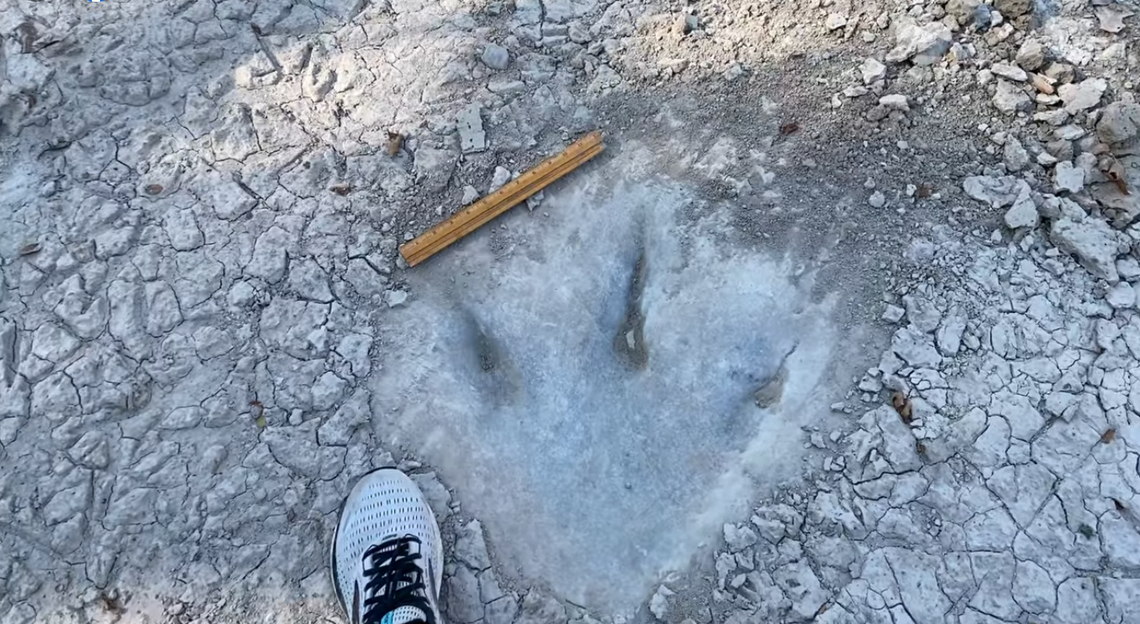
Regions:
[[399, 131, 605, 267]]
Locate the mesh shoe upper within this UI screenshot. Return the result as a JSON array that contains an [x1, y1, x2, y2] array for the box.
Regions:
[[331, 469, 444, 624]]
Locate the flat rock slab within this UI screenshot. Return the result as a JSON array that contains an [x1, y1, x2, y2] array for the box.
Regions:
[[372, 173, 841, 612]]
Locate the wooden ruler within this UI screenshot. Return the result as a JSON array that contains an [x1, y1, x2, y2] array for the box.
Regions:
[[399, 131, 605, 267]]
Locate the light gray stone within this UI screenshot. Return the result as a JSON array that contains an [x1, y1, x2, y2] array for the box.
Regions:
[[484, 596, 519, 624], [514, 592, 566, 624], [771, 561, 827, 621], [455, 519, 491, 570], [1051, 217, 1120, 282], [993, 80, 1032, 114], [1053, 161, 1085, 194], [481, 44, 510, 70], [1015, 39, 1045, 71], [991, 62, 1027, 82], [458, 104, 486, 154], [723, 523, 758, 552], [963, 175, 1023, 207], [1098, 102, 1140, 146], [1058, 78, 1106, 114], [1004, 187, 1039, 230], [1003, 138, 1029, 172], [861, 58, 886, 85], [445, 566, 483, 623], [886, 18, 952, 66]]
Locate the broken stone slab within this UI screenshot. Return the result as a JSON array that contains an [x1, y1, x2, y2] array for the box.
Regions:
[[860, 58, 886, 85], [1097, 101, 1140, 149], [455, 519, 492, 570], [994, 0, 1031, 18], [992, 80, 1032, 114], [963, 175, 1025, 208], [457, 103, 486, 154], [878, 94, 909, 111], [1058, 78, 1106, 114], [445, 565, 483, 623], [1092, 155, 1140, 227], [991, 62, 1027, 82], [481, 44, 510, 71], [1050, 217, 1121, 282], [414, 146, 456, 192], [1004, 137, 1030, 172], [514, 592, 566, 624], [886, 18, 952, 66], [1004, 184, 1039, 230], [846, 405, 923, 483], [1053, 161, 1086, 194], [1096, 5, 1135, 34], [409, 471, 452, 522], [1015, 38, 1045, 71], [771, 561, 828, 620]]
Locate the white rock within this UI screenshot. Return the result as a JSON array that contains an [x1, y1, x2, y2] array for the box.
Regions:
[[445, 566, 483, 623], [861, 58, 886, 84], [1106, 282, 1135, 309], [1015, 39, 1045, 71], [310, 371, 347, 410], [409, 472, 452, 522], [825, 13, 847, 30], [1003, 137, 1029, 172], [455, 520, 492, 570], [869, 191, 886, 208], [772, 561, 828, 620], [481, 44, 510, 70], [991, 62, 1027, 82], [963, 175, 1024, 208], [723, 523, 758, 552], [1050, 217, 1120, 282], [1004, 185, 1039, 230], [649, 585, 674, 620], [489, 166, 512, 192], [1053, 161, 1085, 194], [882, 304, 906, 323], [1058, 78, 1106, 114], [993, 80, 1032, 114], [936, 307, 967, 356], [1097, 102, 1140, 146], [878, 94, 909, 111], [886, 18, 952, 66], [457, 103, 486, 153]]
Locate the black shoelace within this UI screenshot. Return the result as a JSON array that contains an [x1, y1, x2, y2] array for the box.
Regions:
[[361, 536, 436, 624]]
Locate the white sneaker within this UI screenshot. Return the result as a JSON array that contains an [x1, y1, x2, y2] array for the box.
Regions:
[[331, 468, 444, 624]]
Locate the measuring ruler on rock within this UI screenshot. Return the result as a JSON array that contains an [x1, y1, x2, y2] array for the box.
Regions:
[[399, 131, 605, 267]]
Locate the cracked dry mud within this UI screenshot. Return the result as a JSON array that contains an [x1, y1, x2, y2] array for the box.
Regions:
[[3, 1, 1140, 624]]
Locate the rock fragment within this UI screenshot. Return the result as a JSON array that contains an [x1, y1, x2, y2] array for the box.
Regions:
[[993, 80, 1032, 114], [1003, 138, 1029, 172], [886, 18, 952, 66], [991, 62, 1027, 82], [458, 104, 486, 154], [1015, 39, 1045, 71], [1058, 78, 1106, 114], [1004, 186, 1039, 230], [1050, 217, 1120, 282], [994, 0, 1031, 18], [481, 44, 510, 70], [861, 58, 886, 85], [1097, 102, 1140, 146], [1053, 161, 1085, 194]]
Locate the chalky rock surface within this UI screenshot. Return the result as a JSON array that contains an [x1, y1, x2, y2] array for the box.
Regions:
[[3, 0, 1140, 623]]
